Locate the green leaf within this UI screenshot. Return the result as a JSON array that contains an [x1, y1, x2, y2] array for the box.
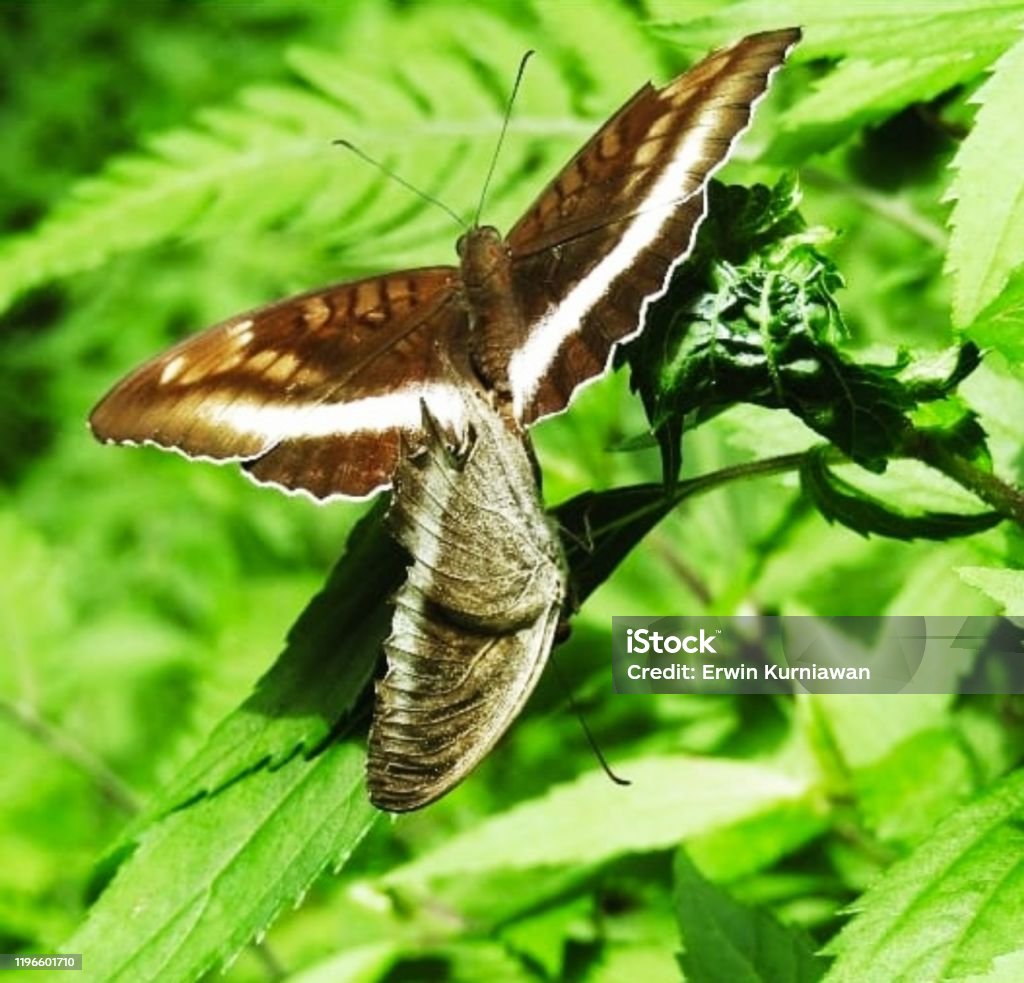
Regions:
[[807, 693, 954, 773], [803, 690, 985, 844], [652, 2, 1022, 160], [497, 893, 593, 978], [773, 50, 1000, 162], [556, 484, 673, 602], [60, 508, 397, 978], [633, 180, 928, 474], [800, 447, 1000, 541], [908, 403, 992, 473], [684, 791, 834, 884], [64, 737, 377, 981], [651, 1, 1022, 64], [584, 943, 682, 983], [154, 502, 402, 811], [823, 770, 1024, 981], [961, 949, 1024, 982], [849, 728, 977, 845], [966, 270, 1024, 365], [290, 939, 537, 983], [899, 344, 982, 402], [288, 942, 398, 983], [386, 942, 536, 982], [386, 755, 825, 884], [958, 567, 1024, 612], [960, 360, 1024, 473], [946, 30, 1024, 326], [674, 851, 826, 982], [0, 5, 588, 315]]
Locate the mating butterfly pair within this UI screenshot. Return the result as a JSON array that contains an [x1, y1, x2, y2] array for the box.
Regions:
[[91, 29, 800, 809]]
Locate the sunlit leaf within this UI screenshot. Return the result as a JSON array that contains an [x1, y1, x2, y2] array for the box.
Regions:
[[966, 270, 1024, 365], [386, 756, 825, 884], [824, 770, 1024, 981], [800, 447, 1000, 541], [946, 31, 1024, 327], [65, 737, 377, 981], [958, 567, 1024, 613], [674, 851, 826, 982]]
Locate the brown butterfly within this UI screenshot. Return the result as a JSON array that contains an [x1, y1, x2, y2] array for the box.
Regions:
[[90, 29, 801, 500], [369, 389, 568, 810]]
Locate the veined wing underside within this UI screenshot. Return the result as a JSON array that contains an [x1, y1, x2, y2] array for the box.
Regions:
[[368, 393, 567, 811]]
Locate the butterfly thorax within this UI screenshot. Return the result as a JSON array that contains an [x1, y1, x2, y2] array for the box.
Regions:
[[457, 225, 521, 401]]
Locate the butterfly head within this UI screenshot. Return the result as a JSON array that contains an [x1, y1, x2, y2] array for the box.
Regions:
[[456, 225, 503, 259], [457, 225, 513, 303]]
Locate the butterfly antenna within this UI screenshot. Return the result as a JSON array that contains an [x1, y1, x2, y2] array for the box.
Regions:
[[333, 139, 467, 231], [549, 648, 631, 787], [474, 49, 535, 227]]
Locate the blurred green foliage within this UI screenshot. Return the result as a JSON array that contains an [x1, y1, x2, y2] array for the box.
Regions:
[[1, 1, 1023, 981]]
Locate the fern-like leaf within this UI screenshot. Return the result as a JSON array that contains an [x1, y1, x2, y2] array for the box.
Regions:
[[945, 29, 1024, 327], [0, 3, 663, 316], [652, 1, 1021, 160]]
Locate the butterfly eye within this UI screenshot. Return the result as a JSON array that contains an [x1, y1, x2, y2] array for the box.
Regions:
[[456, 232, 469, 257]]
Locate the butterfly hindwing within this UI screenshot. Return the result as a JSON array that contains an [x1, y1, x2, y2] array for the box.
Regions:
[[90, 267, 473, 499], [503, 29, 801, 423]]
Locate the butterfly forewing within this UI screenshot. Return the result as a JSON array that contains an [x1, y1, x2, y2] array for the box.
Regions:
[[503, 28, 801, 424], [90, 267, 471, 499], [240, 295, 474, 499]]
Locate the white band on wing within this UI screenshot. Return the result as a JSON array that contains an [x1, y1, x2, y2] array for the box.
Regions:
[[209, 382, 468, 440], [506, 120, 712, 419]]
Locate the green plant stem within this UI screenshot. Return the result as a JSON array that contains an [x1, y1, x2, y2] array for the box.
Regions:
[[802, 167, 948, 248], [672, 440, 1024, 533], [692, 440, 1024, 532], [251, 941, 286, 981], [0, 697, 140, 814], [904, 429, 1024, 529], [579, 438, 1022, 564], [575, 452, 809, 545], [671, 452, 811, 504]]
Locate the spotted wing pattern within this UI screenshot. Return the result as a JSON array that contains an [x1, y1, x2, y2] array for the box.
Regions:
[[504, 28, 801, 423], [89, 268, 472, 499], [367, 393, 566, 811]]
